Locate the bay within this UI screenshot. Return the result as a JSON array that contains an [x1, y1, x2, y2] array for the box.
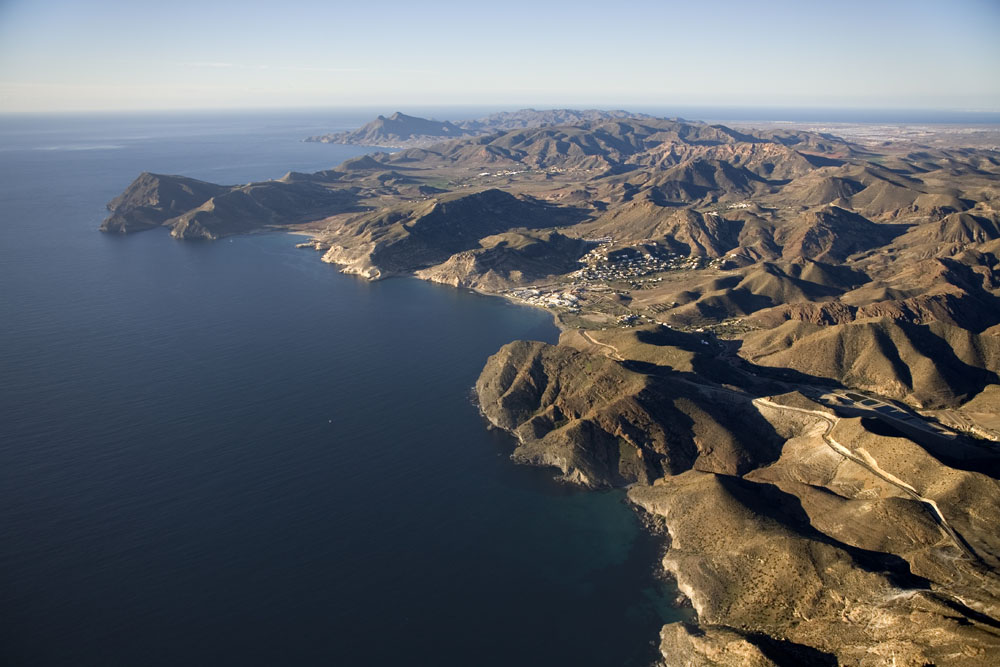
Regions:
[[0, 110, 685, 666]]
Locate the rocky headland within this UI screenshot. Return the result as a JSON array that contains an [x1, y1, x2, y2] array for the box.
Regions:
[[103, 110, 1000, 665], [477, 329, 1000, 665], [304, 108, 655, 148]]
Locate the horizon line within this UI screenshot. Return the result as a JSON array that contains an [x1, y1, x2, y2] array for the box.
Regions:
[[3, 103, 1000, 116]]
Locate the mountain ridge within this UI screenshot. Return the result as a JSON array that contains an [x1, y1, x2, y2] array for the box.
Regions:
[[305, 108, 659, 148]]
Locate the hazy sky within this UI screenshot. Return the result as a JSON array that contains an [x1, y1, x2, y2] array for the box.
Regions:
[[0, 0, 998, 112]]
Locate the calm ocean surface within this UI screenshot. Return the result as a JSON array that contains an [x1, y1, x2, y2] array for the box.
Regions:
[[0, 110, 687, 666]]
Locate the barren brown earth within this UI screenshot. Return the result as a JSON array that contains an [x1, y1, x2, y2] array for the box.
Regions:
[[104, 111, 1000, 666]]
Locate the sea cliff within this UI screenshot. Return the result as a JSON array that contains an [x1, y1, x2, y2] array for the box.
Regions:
[[477, 331, 1000, 666]]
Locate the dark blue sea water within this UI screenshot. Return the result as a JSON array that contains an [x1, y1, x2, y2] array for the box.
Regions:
[[0, 111, 687, 666]]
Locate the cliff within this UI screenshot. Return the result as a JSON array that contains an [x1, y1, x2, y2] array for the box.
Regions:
[[476, 339, 783, 486], [319, 189, 586, 279], [477, 335, 1000, 666], [415, 230, 590, 290], [101, 172, 228, 233]]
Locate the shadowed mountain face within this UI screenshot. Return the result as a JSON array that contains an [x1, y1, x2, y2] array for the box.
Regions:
[[318, 188, 589, 279], [101, 172, 229, 233], [778, 205, 904, 262], [415, 230, 592, 291], [102, 172, 360, 239], [741, 318, 1000, 407], [306, 112, 469, 147], [104, 110, 1000, 666]]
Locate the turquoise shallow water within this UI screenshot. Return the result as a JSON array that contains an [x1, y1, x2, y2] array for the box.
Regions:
[[0, 111, 687, 666]]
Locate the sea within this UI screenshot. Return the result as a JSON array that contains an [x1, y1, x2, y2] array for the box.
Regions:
[[0, 109, 689, 666]]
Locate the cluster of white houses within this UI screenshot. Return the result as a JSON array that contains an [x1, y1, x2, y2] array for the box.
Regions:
[[505, 288, 582, 312], [571, 243, 712, 283]]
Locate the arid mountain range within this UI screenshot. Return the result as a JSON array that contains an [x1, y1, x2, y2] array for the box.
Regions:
[[304, 108, 657, 147], [103, 110, 1000, 666]]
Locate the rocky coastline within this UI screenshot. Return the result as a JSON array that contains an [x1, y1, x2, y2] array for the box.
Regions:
[[475, 336, 1000, 665], [102, 110, 1000, 665]]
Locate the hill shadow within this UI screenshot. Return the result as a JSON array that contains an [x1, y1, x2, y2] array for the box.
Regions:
[[717, 475, 934, 591], [630, 326, 844, 394]]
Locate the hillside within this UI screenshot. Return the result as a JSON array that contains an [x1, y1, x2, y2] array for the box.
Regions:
[[480, 331, 1000, 665], [102, 172, 360, 239], [741, 318, 1000, 407], [318, 189, 586, 279]]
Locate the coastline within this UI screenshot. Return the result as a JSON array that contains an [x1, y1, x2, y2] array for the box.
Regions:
[[295, 231, 697, 650], [96, 111, 1000, 666], [292, 233, 573, 330]]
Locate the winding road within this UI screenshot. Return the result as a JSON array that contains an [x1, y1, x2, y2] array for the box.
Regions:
[[753, 397, 981, 564]]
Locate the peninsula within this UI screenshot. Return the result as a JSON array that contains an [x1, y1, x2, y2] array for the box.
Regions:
[[103, 110, 1000, 666]]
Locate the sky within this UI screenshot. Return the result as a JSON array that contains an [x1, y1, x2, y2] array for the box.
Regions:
[[0, 0, 998, 112]]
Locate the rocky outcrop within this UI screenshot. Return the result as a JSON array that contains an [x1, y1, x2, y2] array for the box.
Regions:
[[320, 189, 586, 279], [631, 467, 1000, 667], [168, 181, 358, 240], [305, 111, 470, 147], [100, 172, 227, 233], [478, 328, 1000, 665], [477, 340, 671, 486], [476, 340, 783, 487], [415, 230, 589, 290], [655, 624, 780, 667], [101, 172, 358, 239]]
